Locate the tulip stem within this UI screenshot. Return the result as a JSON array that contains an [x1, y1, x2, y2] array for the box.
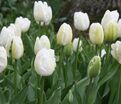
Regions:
[[74, 34, 81, 80], [38, 76, 44, 104], [13, 59, 17, 95]]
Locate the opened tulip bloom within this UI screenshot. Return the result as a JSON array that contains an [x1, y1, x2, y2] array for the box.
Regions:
[[74, 11, 90, 31], [111, 41, 121, 64], [15, 16, 31, 32], [34, 35, 50, 54], [57, 23, 73, 46], [33, 1, 52, 25], [72, 38, 82, 52], [0, 46, 7, 73], [101, 10, 119, 28], [12, 36, 24, 59], [89, 23, 104, 45], [34, 48, 56, 76]]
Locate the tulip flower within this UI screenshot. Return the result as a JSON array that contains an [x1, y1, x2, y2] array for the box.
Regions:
[[57, 23, 73, 46], [88, 56, 101, 78], [15, 16, 31, 32], [104, 21, 118, 41], [89, 23, 104, 45], [101, 49, 106, 58], [34, 48, 56, 76], [0, 26, 12, 46], [0, 46, 7, 73], [72, 38, 82, 52], [34, 35, 50, 54], [33, 1, 52, 25], [8, 23, 21, 37], [74, 11, 90, 31], [101, 10, 119, 28], [12, 36, 24, 59], [111, 41, 121, 64]]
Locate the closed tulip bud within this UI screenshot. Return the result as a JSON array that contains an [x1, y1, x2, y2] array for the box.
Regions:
[[57, 23, 73, 46], [34, 48, 56, 76], [33, 1, 52, 25], [0, 46, 7, 73], [12, 36, 24, 59], [34, 35, 50, 54], [104, 21, 118, 41], [111, 41, 121, 64], [101, 10, 119, 28], [74, 11, 90, 31], [0, 26, 12, 46], [64, 42, 73, 57], [88, 56, 101, 78], [89, 23, 104, 45], [118, 19, 121, 37], [8, 23, 21, 37], [15, 16, 31, 32], [101, 49, 106, 58], [72, 38, 82, 52]]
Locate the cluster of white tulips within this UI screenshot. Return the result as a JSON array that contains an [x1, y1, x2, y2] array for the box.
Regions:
[[0, 16, 30, 72], [0, 0, 121, 80]]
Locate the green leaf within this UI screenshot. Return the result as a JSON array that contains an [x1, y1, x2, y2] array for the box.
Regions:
[[44, 87, 61, 104]]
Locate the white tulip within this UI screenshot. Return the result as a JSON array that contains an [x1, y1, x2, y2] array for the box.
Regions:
[[101, 49, 106, 58], [12, 36, 24, 59], [34, 35, 50, 54], [101, 10, 119, 28], [15, 16, 31, 32], [72, 38, 82, 52], [57, 23, 73, 46], [74, 11, 90, 31], [104, 21, 118, 41], [34, 48, 56, 76], [118, 19, 121, 37], [33, 1, 52, 25], [0, 26, 12, 46], [8, 23, 21, 37], [0, 46, 7, 73], [89, 23, 104, 44], [111, 41, 121, 64]]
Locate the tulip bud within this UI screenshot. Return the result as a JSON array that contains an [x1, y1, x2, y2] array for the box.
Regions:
[[34, 35, 50, 54], [12, 36, 24, 59], [101, 49, 106, 58], [0, 26, 12, 46], [33, 1, 52, 25], [64, 42, 73, 57], [88, 56, 101, 78], [89, 23, 104, 45], [74, 11, 90, 31], [104, 21, 118, 41], [101, 10, 119, 28], [15, 16, 31, 32], [111, 41, 121, 64], [0, 46, 7, 73], [57, 23, 73, 46], [72, 38, 82, 52], [34, 48, 56, 76], [8, 23, 21, 37]]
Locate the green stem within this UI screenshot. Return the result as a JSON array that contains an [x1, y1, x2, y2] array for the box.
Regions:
[[13, 59, 17, 94], [74, 34, 81, 80], [38, 76, 44, 104]]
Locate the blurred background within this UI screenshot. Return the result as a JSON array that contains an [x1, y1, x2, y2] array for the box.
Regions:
[[0, 0, 121, 31]]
